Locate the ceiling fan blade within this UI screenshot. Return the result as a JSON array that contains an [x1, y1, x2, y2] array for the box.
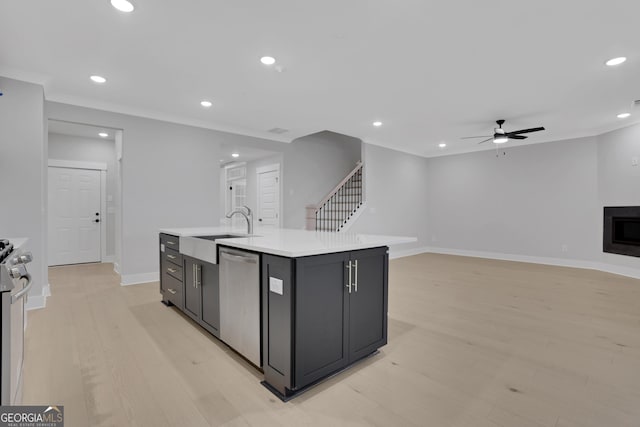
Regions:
[[478, 137, 494, 144], [506, 126, 545, 136], [461, 135, 491, 139], [509, 135, 527, 140]]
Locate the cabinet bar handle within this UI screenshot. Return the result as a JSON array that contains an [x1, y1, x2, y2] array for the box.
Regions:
[[354, 259, 358, 292], [166, 241, 176, 245], [167, 267, 177, 273], [192, 264, 196, 288], [167, 254, 176, 259], [195, 265, 200, 289], [167, 288, 177, 295], [346, 261, 352, 294]]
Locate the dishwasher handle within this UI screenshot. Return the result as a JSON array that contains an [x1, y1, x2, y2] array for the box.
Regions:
[[219, 250, 258, 264]]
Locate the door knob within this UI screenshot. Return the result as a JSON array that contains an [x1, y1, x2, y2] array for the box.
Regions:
[[259, 218, 262, 222], [94, 219, 100, 223], [95, 212, 99, 216]]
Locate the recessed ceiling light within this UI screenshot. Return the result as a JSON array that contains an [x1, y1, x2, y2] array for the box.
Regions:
[[372, 121, 383, 127], [98, 132, 109, 138], [90, 75, 107, 84], [617, 112, 631, 119], [231, 153, 240, 158], [111, 0, 134, 13], [260, 56, 276, 65], [605, 57, 627, 66], [438, 143, 446, 148], [200, 100, 212, 108]]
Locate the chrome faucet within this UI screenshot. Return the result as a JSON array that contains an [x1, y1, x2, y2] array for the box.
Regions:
[[226, 206, 253, 234]]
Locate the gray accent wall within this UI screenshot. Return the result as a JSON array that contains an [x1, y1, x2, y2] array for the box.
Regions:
[[348, 143, 429, 255], [0, 77, 46, 307], [427, 137, 600, 261], [426, 126, 640, 277], [48, 132, 118, 257]]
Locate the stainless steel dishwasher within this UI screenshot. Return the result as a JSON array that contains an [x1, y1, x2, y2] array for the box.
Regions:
[[219, 247, 261, 367]]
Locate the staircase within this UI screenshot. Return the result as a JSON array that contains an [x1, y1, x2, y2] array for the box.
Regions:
[[306, 162, 363, 232]]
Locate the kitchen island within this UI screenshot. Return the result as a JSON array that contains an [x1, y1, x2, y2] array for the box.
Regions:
[[158, 227, 415, 400]]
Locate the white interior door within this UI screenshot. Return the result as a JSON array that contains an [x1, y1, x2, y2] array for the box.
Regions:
[[229, 179, 247, 228], [256, 165, 280, 228], [48, 167, 101, 266]]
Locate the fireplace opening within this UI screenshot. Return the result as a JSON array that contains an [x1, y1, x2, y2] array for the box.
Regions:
[[604, 207, 640, 258], [612, 217, 640, 245]]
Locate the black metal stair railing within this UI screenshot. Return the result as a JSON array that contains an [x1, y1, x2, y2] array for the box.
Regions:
[[314, 164, 363, 232]]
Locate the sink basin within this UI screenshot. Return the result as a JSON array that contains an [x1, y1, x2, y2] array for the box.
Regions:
[[179, 234, 247, 264], [195, 234, 242, 241]]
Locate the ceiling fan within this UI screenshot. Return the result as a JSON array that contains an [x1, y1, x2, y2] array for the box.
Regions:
[[462, 119, 545, 144]]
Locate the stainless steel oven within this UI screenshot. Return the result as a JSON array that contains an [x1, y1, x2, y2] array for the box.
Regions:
[[0, 239, 33, 406]]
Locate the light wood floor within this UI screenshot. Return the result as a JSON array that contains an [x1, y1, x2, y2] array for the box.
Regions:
[[24, 254, 640, 427]]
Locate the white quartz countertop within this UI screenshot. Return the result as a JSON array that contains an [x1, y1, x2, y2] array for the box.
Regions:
[[159, 227, 416, 258]]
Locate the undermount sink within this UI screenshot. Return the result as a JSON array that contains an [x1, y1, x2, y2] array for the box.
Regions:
[[194, 234, 243, 241], [179, 234, 247, 264]]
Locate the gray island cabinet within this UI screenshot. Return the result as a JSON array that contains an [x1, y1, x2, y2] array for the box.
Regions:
[[159, 233, 184, 309], [183, 255, 220, 338], [159, 227, 413, 400], [160, 233, 220, 338], [261, 246, 388, 399]]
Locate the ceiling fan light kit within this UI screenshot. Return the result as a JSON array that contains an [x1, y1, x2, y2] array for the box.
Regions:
[[493, 135, 508, 144], [462, 119, 545, 145]]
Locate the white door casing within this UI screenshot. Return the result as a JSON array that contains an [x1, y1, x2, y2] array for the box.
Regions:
[[256, 164, 281, 228], [48, 166, 102, 266]]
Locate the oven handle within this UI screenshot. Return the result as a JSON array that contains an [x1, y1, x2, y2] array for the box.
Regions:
[[12, 273, 32, 304]]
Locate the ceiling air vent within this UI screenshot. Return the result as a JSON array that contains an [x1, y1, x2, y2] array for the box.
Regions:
[[268, 127, 289, 134]]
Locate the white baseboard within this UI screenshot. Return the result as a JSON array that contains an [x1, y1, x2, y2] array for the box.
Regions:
[[120, 272, 159, 286], [591, 262, 640, 280], [102, 255, 115, 263], [25, 283, 50, 311], [391, 246, 640, 280], [389, 246, 431, 259]]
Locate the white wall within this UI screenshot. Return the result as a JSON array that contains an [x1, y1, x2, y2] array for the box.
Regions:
[[48, 132, 117, 257], [597, 124, 640, 274], [0, 77, 46, 308], [348, 143, 430, 256]]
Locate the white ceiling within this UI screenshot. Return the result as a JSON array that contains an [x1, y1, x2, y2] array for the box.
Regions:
[[2, 0, 639, 157]]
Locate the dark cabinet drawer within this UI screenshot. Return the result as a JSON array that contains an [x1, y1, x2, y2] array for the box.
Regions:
[[165, 263, 183, 281], [163, 273, 184, 309], [164, 248, 182, 266], [160, 233, 180, 251]]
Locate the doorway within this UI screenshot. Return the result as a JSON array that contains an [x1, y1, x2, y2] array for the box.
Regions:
[[47, 120, 121, 267], [256, 164, 281, 228], [48, 163, 103, 265], [218, 144, 283, 228]]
